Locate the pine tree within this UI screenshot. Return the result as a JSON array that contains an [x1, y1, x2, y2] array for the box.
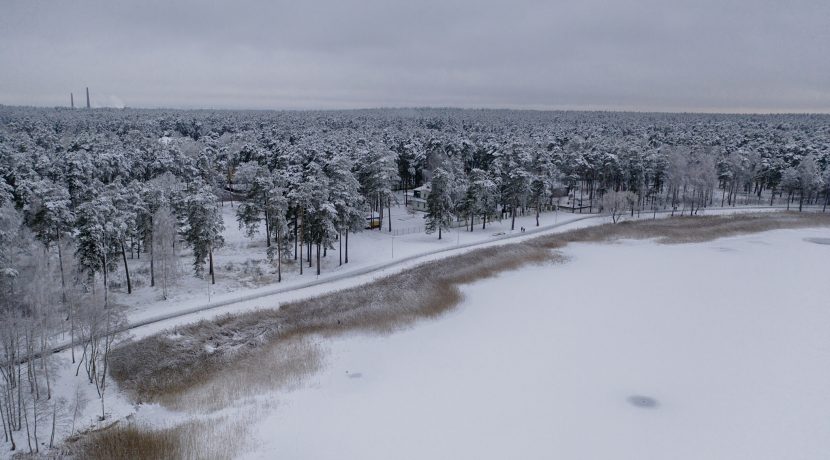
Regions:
[[464, 168, 498, 231], [325, 154, 365, 266], [152, 205, 178, 299], [235, 161, 275, 246], [781, 167, 800, 210], [425, 168, 455, 239], [182, 182, 224, 283], [74, 194, 120, 307], [797, 154, 823, 211], [357, 144, 400, 232], [503, 144, 532, 230], [264, 170, 290, 281]]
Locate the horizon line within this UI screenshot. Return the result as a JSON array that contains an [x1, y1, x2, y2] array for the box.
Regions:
[[2, 102, 829, 117]]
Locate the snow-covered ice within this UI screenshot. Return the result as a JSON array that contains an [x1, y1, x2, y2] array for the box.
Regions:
[[240, 227, 830, 460]]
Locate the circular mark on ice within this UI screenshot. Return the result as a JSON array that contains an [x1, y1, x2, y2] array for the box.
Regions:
[[627, 395, 659, 409], [804, 237, 830, 245]]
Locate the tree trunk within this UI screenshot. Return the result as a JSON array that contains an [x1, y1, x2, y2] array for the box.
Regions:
[[48, 400, 56, 448], [339, 232, 342, 266], [149, 234, 155, 287], [299, 210, 304, 275], [316, 242, 321, 276], [120, 242, 132, 294], [388, 197, 392, 232], [378, 192, 383, 231], [588, 179, 594, 213], [438, 226, 442, 240], [345, 230, 349, 264], [57, 235, 75, 362], [209, 246, 215, 285], [102, 252, 109, 309], [511, 200, 516, 230], [1, 388, 9, 443], [22, 397, 31, 453], [264, 207, 271, 248], [56, 234, 67, 303], [277, 230, 282, 282]]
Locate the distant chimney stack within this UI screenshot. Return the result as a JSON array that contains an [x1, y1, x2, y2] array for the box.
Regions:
[[86, 87, 91, 109], [71, 92, 74, 109]]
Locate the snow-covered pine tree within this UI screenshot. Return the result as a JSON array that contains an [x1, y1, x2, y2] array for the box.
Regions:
[[464, 168, 498, 231], [302, 161, 336, 276], [781, 167, 800, 210], [235, 161, 275, 246], [357, 144, 400, 232], [74, 193, 120, 307], [264, 170, 290, 282], [325, 153, 365, 266], [503, 143, 532, 230], [182, 181, 225, 284], [425, 168, 455, 239], [797, 154, 824, 211], [152, 205, 178, 299]]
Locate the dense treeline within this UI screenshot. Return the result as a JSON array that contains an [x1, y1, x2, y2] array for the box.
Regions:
[[1, 106, 829, 453]]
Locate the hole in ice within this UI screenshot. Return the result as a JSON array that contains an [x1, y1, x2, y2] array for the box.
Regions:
[[804, 237, 830, 245], [627, 395, 658, 408], [346, 371, 363, 379]]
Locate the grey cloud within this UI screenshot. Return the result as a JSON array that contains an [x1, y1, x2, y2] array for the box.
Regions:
[[1, 0, 828, 112]]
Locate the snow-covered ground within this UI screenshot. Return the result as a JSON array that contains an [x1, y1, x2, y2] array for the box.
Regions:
[[237, 227, 830, 460], [1, 202, 595, 458], [112, 197, 593, 327], [114, 198, 788, 332], [0, 207, 812, 458]]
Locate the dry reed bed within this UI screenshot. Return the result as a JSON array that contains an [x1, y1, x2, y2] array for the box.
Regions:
[[109, 242, 558, 405], [542, 212, 830, 245], [87, 212, 830, 459], [66, 415, 251, 460]]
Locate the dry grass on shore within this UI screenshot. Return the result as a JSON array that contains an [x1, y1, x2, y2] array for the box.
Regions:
[[65, 414, 251, 460], [109, 242, 559, 406], [539, 211, 830, 246]]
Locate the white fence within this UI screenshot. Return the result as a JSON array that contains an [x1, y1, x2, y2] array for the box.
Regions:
[[390, 225, 425, 236]]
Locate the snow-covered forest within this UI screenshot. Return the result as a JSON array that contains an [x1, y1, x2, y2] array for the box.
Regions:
[[1, 106, 830, 455]]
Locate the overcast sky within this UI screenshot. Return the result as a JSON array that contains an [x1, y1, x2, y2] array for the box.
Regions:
[[1, 0, 828, 112]]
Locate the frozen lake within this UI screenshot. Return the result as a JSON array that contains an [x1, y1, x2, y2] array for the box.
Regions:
[[244, 227, 830, 459]]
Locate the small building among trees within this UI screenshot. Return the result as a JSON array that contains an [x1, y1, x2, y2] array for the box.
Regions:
[[406, 183, 431, 212]]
